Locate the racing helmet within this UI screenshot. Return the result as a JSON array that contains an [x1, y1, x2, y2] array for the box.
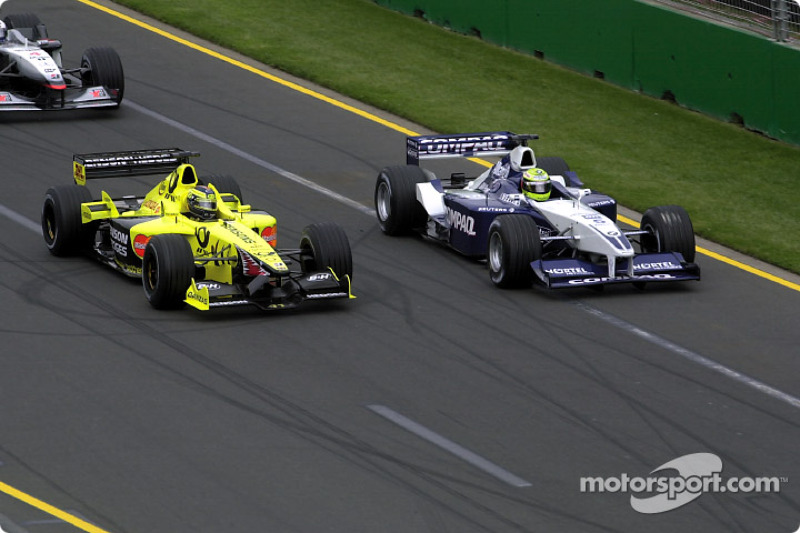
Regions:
[[186, 185, 217, 220], [521, 168, 551, 201], [0, 21, 6, 43]]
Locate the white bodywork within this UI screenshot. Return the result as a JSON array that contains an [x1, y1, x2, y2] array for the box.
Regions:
[[534, 193, 635, 278], [0, 22, 120, 111], [429, 168, 637, 278], [416, 181, 447, 217], [397, 130, 698, 288], [466, 145, 535, 191]]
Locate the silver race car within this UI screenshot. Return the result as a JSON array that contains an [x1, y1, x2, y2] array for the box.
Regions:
[[0, 6, 123, 111]]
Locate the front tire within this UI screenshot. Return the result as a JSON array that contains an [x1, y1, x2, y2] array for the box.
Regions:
[[300, 222, 353, 280], [374, 165, 428, 235], [41, 185, 95, 256], [640, 205, 696, 262], [81, 47, 125, 105], [142, 235, 195, 309], [487, 214, 541, 288]]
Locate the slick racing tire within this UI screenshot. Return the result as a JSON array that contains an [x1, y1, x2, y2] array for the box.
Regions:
[[42, 185, 96, 256], [487, 214, 541, 289], [640, 205, 696, 262], [142, 235, 195, 310], [536, 156, 572, 186], [375, 165, 428, 235], [300, 222, 353, 280], [81, 47, 125, 105], [3, 13, 48, 40], [204, 174, 243, 204]]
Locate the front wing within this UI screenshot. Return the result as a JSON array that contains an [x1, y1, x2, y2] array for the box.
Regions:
[[532, 252, 700, 289], [0, 86, 118, 111], [185, 269, 355, 311]]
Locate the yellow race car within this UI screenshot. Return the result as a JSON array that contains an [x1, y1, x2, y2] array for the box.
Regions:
[[42, 149, 354, 311]]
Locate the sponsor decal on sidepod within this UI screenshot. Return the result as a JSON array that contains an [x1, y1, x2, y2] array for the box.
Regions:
[[446, 207, 476, 236]]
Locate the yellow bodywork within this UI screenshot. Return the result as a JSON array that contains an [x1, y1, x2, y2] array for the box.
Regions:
[[185, 279, 210, 311], [71, 158, 352, 311], [80, 163, 283, 284]]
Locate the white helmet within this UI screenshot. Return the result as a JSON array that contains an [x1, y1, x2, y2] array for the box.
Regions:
[[509, 145, 536, 172], [0, 21, 6, 42]]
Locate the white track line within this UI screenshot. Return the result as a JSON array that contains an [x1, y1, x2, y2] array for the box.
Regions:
[[367, 404, 532, 488], [573, 301, 800, 410], [0, 204, 40, 234], [126, 100, 375, 217], [2, 100, 796, 414]]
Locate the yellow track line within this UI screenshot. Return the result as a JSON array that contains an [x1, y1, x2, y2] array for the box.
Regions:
[[697, 247, 800, 290], [3, 4, 786, 528], [77, 0, 800, 294], [616, 214, 800, 292], [0, 480, 113, 533], [477, 158, 800, 293], [77, 0, 419, 137]]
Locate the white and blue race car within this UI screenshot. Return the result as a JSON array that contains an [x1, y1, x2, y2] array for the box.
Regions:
[[374, 131, 700, 289]]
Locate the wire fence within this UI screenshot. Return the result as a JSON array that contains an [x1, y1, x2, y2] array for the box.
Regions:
[[650, 0, 800, 42]]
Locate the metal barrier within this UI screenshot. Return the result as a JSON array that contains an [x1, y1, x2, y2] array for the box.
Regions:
[[651, 0, 800, 41]]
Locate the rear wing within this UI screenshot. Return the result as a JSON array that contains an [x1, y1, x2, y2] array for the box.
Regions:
[[73, 148, 199, 185], [406, 131, 538, 165]]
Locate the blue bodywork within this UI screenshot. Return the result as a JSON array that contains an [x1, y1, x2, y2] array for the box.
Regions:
[[425, 164, 615, 257], [404, 131, 700, 288]]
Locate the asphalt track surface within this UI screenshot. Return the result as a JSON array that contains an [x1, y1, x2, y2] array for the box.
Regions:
[[0, 1, 798, 532]]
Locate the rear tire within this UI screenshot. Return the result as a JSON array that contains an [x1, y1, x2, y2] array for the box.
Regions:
[[142, 234, 195, 309], [640, 205, 696, 262], [41, 185, 95, 256], [204, 174, 243, 203], [374, 165, 428, 235], [81, 47, 125, 105], [300, 222, 353, 280], [536, 156, 572, 186], [487, 214, 541, 288], [3, 13, 47, 39]]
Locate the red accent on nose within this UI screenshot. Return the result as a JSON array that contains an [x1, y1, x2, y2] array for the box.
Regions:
[[46, 83, 66, 90], [261, 226, 277, 248]]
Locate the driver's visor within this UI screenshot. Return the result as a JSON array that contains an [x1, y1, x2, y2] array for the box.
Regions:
[[521, 179, 551, 194]]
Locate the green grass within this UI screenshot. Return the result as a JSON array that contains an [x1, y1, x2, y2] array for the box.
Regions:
[[115, 0, 800, 273]]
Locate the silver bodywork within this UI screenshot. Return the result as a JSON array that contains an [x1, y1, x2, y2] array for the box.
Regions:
[[0, 28, 118, 110], [2, 29, 64, 85]]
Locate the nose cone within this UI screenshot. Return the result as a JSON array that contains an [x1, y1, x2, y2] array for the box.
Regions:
[[16, 48, 65, 89]]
